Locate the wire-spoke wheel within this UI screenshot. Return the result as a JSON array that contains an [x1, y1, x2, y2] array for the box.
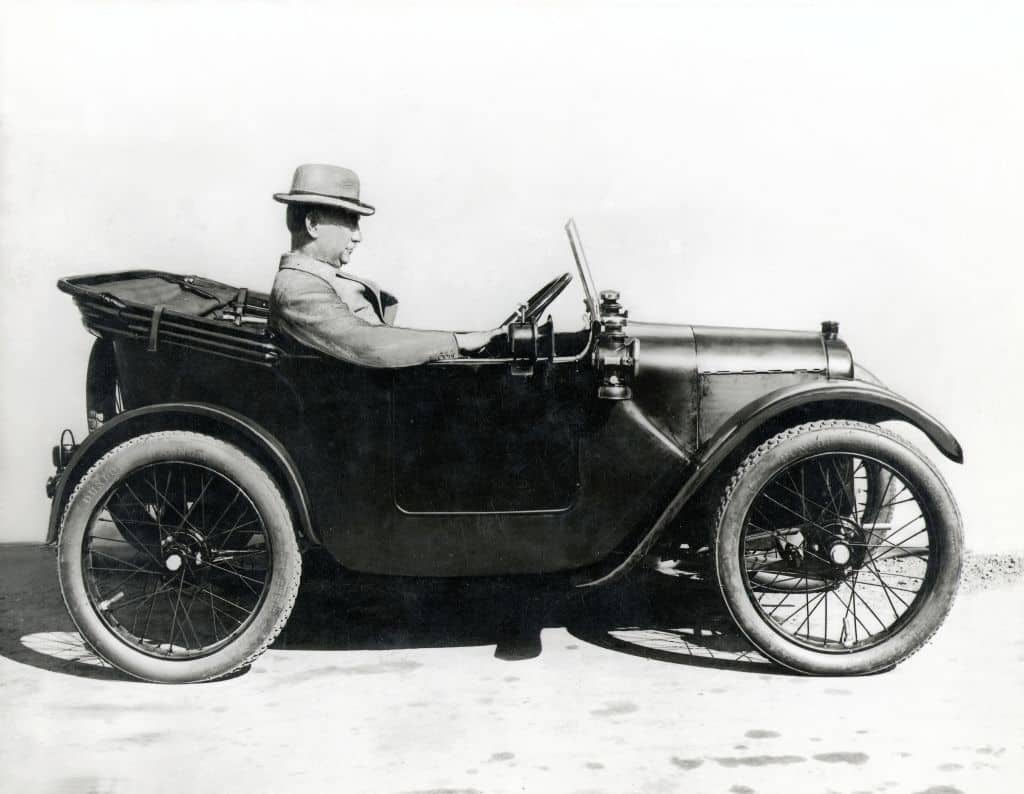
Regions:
[[58, 431, 301, 683], [712, 420, 962, 675]]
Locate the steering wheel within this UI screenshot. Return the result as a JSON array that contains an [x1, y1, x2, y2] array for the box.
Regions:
[[500, 272, 573, 325]]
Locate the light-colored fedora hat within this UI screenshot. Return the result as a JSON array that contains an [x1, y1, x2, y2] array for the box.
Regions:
[[273, 163, 375, 216]]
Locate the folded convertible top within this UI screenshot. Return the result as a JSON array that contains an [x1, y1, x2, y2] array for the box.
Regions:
[[58, 270, 288, 366]]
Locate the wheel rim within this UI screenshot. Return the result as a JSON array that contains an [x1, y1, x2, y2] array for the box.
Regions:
[[82, 461, 273, 660], [740, 452, 937, 653]]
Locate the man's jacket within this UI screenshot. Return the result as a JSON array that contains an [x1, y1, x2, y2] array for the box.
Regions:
[[270, 253, 460, 367]]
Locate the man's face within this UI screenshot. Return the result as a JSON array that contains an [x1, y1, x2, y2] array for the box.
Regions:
[[313, 208, 362, 266]]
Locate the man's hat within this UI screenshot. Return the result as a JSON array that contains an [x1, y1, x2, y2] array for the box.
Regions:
[[273, 164, 375, 216]]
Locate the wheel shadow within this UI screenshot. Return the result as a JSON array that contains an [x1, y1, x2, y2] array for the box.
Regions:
[[0, 544, 783, 681], [563, 572, 781, 674], [0, 544, 132, 682]]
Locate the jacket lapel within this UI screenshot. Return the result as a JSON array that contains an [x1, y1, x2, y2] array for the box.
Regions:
[[335, 271, 396, 326]]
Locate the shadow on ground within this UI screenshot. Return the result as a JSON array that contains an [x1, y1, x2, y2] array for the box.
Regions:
[[0, 544, 773, 682]]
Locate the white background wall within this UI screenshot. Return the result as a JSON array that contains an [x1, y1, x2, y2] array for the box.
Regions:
[[1, 1, 1021, 548]]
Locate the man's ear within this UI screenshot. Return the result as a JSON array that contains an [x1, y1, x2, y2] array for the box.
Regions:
[[304, 209, 320, 239]]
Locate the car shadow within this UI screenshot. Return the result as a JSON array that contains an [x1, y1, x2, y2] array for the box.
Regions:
[[0, 544, 781, 682], [279, 551, 779, 673]]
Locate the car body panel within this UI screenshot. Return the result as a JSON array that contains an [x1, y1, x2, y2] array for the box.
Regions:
[[626, 322, 700, 457], [49, 269, 961, 584]]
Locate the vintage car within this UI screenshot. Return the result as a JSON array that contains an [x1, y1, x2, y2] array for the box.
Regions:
[[46, 220, 963, 683]]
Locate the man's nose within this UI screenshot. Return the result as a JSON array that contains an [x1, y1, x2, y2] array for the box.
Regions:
[[352, 228, 363, 243]]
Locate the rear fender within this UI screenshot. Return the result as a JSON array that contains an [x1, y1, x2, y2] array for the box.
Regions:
[[576, 380, 962, 588], [46, 403, 318, 545]]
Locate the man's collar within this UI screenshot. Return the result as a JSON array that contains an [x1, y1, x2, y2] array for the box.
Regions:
[[279, 252, 386, 295], [279, 252, 341, 285]]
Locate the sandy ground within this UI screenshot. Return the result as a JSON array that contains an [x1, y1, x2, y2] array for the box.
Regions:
[[1, 544, 1022, 794]]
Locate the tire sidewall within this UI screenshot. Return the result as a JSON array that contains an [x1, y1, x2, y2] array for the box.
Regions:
[[58, 431, 300, 683], [714, 423, 963, 675]]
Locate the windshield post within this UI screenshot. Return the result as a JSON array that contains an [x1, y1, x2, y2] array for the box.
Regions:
[[564, 218, 599, 322]]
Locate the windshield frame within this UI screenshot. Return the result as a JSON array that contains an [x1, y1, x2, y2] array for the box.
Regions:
[[564, 218, 599, 321]]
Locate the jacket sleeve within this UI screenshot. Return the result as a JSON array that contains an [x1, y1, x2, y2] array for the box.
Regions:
[[271, 270, 461, 368]]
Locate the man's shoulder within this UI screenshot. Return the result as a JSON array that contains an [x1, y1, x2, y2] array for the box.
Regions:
[[272, 266, 335, 296], [271, 267, 344, 322]]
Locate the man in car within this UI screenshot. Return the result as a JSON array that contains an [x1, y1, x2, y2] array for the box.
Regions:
[[271, 163, 505, 366]]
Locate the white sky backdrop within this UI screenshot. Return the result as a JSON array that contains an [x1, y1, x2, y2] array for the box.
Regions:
[[1, 1, 1022, 548]]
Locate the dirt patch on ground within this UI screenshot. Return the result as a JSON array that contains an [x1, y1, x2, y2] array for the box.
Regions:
[[962, 551, 1024, 594]]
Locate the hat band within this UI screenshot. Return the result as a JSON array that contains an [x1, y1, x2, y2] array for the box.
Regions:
[[288, 189, 368, 205]]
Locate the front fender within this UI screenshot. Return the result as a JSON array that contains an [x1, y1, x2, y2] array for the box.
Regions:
[[45, 403, 317, 545], [576, 379, 962, 588], [699, 379, 963, 466]]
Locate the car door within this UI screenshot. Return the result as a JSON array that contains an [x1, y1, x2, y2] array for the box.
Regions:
[[390, 356, 590, 515]]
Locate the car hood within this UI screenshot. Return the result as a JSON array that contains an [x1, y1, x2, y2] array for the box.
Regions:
[[689, 325, 831, 375], [628, 322, 837, 377]]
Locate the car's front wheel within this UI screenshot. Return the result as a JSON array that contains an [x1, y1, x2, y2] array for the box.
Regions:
[[711, 420, 962, 675], [57, 431, 301, 683]]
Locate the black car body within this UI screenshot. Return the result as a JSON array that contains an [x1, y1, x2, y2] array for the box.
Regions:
[[47, 221, 964, 682]]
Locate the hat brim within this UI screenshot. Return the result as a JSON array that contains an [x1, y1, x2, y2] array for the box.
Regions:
[[273, 192, 375, 216]]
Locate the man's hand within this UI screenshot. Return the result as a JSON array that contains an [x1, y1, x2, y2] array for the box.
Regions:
[[455, 326, 508, 355]]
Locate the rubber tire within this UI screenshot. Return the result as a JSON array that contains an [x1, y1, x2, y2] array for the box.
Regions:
[[712, 420, 962, 676], [863, 463, 896, 525], [58, 431, 302, 683]]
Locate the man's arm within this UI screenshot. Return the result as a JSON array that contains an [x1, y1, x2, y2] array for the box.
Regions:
[[271, 270, 498, 367]]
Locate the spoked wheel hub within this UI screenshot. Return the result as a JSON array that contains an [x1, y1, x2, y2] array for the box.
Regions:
[[748, 517, 868, 594], [827, 540, 852, 567], [808, 516, 868, 573], [161, 528, 210, 577]]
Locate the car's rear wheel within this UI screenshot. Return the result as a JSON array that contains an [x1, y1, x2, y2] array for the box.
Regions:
[[58, 431, 301, 683], [711, 420, 962, 675]]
